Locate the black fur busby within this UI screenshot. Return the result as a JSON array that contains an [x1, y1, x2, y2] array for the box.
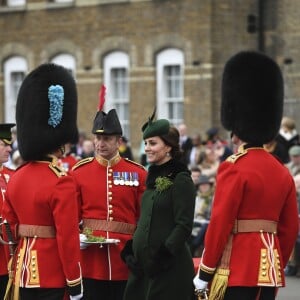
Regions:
[[92, 85, 122, 135], [221, 51, 284, 144], [16, 63, 78, 161]]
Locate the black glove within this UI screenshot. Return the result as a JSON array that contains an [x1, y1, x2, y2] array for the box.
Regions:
[[153, 244, 172, 261], [120, 240, 143, 277], [146, 244, 173, 278], [120, 239, 133, 262], [125, 255, 144, 277]]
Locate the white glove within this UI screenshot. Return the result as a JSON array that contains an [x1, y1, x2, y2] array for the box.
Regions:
[[193, 275, 208, 290], [79, 234, 89, 250], [69, 293, 83, 300]]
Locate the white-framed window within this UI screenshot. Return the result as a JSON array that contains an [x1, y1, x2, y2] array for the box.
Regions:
[[104, 51, 130, 139], [156, 48, 184, 127], [4, 56, 28, 123], [51, 53, 76, 77], [7, 0, 25, 6]]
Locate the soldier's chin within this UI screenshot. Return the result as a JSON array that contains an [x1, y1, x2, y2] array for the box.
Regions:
[[95, 150, 106, 156], [98, 151, 115, 160]]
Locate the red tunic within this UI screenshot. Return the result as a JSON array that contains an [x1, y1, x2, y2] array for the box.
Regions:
[[2, 158, 82, 290], [0, 166, 14, 275], [199, 145, 299, 287], [71, 154, 147, 281], [59, 154, 79, 173]]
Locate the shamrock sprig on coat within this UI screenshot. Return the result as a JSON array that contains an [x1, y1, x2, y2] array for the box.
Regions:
[[155, 176, 173, 192]]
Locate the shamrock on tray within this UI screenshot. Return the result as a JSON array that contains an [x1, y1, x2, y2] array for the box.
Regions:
[[83, 227, 106, 242]]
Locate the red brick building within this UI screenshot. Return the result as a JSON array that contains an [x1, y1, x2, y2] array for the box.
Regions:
[[0, 0, 299, 158]]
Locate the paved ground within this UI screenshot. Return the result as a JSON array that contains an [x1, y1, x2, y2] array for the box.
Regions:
[[277, 276, 299, 299]]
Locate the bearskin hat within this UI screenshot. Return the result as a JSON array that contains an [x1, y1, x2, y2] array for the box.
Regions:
[[221, 51, 283, 144], [16, 63, 78, 161]]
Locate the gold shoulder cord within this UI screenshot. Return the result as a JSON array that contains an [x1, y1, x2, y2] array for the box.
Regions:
[[72, 157, 94, 171], [48, 163, 67, 177], [226, 148, 248, 164], [124, 158, 146, 170]]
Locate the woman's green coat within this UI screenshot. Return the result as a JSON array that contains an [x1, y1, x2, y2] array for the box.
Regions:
[[123, 159, 196, 300]]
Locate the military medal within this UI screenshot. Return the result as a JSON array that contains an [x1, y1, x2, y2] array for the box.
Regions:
[[129, 172, 134, 186], [133, 172, 139, 186], [113, 172, 120, 185], [119, 172, 125, 185], [124, 172, 130, 186]]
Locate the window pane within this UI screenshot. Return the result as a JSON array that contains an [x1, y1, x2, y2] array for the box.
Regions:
[[111, 68, 129, 138], [111, 68, 128, 101], [164, 64, 183, 126], [156, 48, 184, 124], [165, 65, 182, 99], [115, 103, 130, 138], [51, 54, 76, 78], [115, 103, 129, 119], [11, 72, 24, 101], [7, 0, 25, 6], [167, 101, 183, 127]]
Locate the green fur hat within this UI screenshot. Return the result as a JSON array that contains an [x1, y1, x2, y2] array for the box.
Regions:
[[142, 108, 170, 139]]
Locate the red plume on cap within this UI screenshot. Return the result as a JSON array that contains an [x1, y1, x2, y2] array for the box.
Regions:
[[98, 84, 106, 111]]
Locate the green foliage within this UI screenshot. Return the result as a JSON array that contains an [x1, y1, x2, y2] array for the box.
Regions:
[[155, 176, 173, 192], [83, 227, 106, 242]]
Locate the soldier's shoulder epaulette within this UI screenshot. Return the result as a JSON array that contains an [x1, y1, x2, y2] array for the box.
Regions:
[[226, 149, 248, 163], [124, 158, 147, 170], [49, 163, 67, 177], [72, 157, 94, 170]]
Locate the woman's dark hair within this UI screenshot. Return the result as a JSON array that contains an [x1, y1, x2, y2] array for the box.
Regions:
[[160, 126, 183, 160]]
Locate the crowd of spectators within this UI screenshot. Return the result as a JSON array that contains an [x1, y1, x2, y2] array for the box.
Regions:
[[5, 117, 300, 278], [5, 127, 134, 173], [175, 120, 300, 281]]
